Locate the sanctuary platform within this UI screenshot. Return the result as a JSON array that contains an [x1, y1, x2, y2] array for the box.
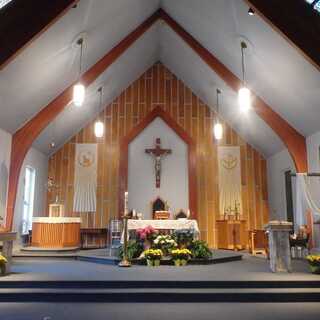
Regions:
[[2, 254, 319, 303]]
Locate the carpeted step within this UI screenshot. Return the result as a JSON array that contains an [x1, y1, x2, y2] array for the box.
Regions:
[[0, 287, 319, 302]]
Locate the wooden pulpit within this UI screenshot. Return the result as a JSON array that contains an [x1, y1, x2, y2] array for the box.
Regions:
[[216, 219, 247, 250]]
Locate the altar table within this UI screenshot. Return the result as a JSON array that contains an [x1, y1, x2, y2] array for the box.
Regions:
[[32, 217, 81, 248], [122, 219, 200, 242]]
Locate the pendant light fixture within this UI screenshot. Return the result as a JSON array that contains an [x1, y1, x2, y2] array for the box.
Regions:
[[73, 38, 86, 107], [49, 118, 56, 149], [94, 87, 104, 138], [238, 41, 251, 112], [213, 89, 223, 140]]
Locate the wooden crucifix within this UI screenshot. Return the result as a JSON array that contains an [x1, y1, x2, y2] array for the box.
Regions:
[[145, 138, 172, 188]]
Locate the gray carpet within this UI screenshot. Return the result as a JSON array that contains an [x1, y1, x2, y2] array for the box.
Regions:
[[4, 254, 318, 282], [0, 302, 319, 320]]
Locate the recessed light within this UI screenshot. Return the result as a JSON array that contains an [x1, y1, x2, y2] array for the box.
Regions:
[[248, 8, 255, 16]]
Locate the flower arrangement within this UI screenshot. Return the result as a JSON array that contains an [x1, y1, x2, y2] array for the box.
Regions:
[[171, 248, 192, 266], [0, 255, 7, 276], [143, 249, 163, 267], [153, 235, 177, 255], [136, 226, 158, 241], [306, 255, 320, 274], [173, 229, 194, 248]]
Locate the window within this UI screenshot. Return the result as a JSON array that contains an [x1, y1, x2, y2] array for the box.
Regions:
[[314, 1, 320, 12], [305, 0, 320, 13], [22, 166, 36, 235], [0, 0, 12, 9]]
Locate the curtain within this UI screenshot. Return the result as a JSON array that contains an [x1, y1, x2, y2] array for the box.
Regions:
[[295, 173, 320, 229]]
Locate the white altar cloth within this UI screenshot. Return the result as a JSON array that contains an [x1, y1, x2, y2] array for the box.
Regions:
[[122, 219, 200, 242]]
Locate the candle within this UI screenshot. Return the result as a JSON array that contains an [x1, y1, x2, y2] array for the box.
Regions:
[[124, 191, 128, 215], [187, 209, 190, 218]]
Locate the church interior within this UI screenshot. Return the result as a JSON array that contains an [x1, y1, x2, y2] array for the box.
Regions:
[[0, 0, 320, 318]]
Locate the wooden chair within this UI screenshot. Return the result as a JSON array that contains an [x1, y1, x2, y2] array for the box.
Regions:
[[249, 230, 269, 256]]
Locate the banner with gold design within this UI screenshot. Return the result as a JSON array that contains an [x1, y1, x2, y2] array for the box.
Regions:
[[218, 146, 242, 217], [73, 143, 97, 212]]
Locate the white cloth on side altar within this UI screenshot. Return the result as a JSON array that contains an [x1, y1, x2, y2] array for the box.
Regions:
[[121, 219, 200, 243]]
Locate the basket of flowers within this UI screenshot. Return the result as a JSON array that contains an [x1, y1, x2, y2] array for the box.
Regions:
[[171, 248, 192, 266], [153, 235, 177, 256], [306, 255, 320, 274], [0, 255, 7, 276], [143, 249, 163, 267]]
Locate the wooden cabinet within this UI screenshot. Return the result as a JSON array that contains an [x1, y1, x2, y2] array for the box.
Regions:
[[216, 220, 247, 250]]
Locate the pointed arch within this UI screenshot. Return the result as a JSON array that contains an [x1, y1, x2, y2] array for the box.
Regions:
[[118, 105, 197, 219]]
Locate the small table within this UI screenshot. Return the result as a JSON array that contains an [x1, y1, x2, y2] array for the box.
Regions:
[[121, 219, 200, 243], [0, 232, 17, 274]]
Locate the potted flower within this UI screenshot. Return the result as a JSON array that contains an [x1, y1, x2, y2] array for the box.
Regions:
[[144, 249, 163, 267], [171, 248, 192, 266], [136, 226, 158, 250], [306, 255, 320, 274], [0, 255, 7, 276], [153, 235, 177, 256], [189, 240, 212, 260], [173, 229, 194, 249]]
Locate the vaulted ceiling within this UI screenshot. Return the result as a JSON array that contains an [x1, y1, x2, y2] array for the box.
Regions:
[[0, 0, 319, 158]]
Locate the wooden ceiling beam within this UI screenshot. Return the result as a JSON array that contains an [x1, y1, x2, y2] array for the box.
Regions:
[[5, 10, 160, 230], [159, 9, 308, 173]]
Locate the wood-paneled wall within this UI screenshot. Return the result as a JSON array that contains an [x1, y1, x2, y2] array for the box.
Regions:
[[47, 62, 269, 248]]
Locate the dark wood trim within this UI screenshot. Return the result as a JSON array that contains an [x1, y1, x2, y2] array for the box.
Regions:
[[159, 9, 308, 173], [5, 10, 161, 230], [118, 106, 198, 220], [0, 0, 79, 70]]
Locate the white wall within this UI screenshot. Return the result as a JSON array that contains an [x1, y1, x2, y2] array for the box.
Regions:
[[0, 128, 12, 225], [267, 148, 295, 221], [128, 118, 189, 219], [13, 147, 48, 239]]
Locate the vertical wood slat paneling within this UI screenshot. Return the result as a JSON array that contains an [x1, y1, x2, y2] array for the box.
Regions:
[[47, 62, 269, 248]]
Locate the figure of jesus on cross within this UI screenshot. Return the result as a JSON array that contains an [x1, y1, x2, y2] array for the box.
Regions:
[[145, 138, 172, 188]]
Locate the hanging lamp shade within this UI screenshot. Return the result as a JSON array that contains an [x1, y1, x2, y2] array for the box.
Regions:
[[214, 121, 223, 140], [73, 83, 85, 107], [238, 87, 251, 112], [94, 120, 104, 138]]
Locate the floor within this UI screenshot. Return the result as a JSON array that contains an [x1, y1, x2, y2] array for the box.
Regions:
[[4, 253, 319, 282], [1, 254, 319, 319], [0, 302, 319, 320]]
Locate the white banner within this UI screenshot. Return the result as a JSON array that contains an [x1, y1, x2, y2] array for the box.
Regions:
[[73, 143, 97, 213], [218, 146, 242, 217]]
